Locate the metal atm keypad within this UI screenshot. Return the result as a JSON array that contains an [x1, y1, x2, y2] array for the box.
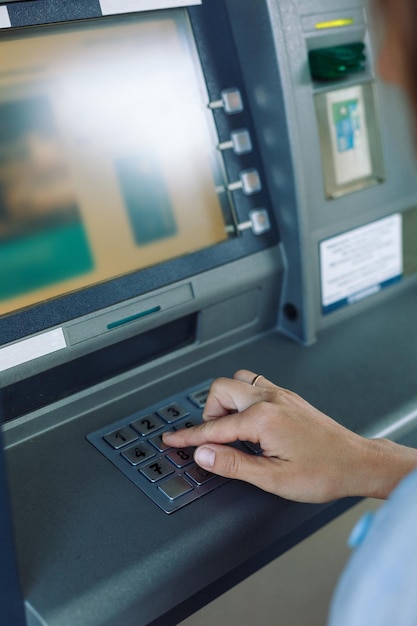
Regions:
[[86, 382, 232, 514]]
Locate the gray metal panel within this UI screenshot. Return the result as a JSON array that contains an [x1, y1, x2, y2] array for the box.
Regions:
[[227, 0, 417, 344], [0, 420, 26, 626], [5, 286, 417, 625]]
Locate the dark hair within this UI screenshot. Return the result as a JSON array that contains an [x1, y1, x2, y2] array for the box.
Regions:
[[375, 0, 417, 118], [402, 1, 417, 118]]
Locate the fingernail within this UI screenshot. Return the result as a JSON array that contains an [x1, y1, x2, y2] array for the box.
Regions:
[[195, 446, 215, 468]]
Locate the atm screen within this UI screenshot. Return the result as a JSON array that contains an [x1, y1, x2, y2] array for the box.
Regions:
[[0, 10, 236, 317]]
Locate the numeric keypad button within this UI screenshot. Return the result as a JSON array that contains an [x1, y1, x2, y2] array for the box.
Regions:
[[131, 414, 165, 436], [188, 387, 210, 408], [180, 417, 200, 429], [158, 476, 193, 501], [186, 465, 216, 486], [157, 403, 189, 424], [140, 459, 174, 482], [165, 447, 195, 468], [121, 442, 155, 465], [149, 432, 173, 452], [103, 427, 138, 449], [243, 441, 263, 455]]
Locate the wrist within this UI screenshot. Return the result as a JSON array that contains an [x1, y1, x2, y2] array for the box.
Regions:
[[357, 438, 417, 500]]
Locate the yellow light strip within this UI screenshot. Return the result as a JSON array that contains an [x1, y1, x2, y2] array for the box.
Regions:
[[315, 18, 355, 30]]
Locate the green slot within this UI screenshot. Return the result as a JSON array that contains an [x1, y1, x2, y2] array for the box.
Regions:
[[107, 306, 161, 330], [309, 43, 366, 81]]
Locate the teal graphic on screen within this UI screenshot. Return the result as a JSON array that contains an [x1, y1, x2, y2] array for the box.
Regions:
[[0, 218, 93, 301], [0, 96, 94, 301], [116, 155, 177, 245]]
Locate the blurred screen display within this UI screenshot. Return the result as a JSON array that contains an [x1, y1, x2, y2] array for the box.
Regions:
[[0, 11, 234, 316]]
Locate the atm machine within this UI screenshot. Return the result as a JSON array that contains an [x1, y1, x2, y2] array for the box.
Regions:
[[1, 0, 417, 624]]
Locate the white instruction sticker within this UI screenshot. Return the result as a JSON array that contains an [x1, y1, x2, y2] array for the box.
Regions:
[[0, 328, 66, 373], [320, 214, 403, 314], [100, 0, 201, 15], [0, 6, 11, 28]]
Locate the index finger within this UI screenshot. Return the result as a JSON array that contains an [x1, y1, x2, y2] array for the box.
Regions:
[[162, 407, 263, 449]]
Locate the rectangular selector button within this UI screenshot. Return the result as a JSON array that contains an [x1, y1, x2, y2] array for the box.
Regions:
[[221, 88, 243, 114], [240, 169, 261, 195], [231, 129, 252, 155]]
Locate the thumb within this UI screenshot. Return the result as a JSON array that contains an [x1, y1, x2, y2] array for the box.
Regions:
[[194, 444, 259, 482]]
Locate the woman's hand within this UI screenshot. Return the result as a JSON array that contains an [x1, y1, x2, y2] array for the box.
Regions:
[[163, 370, 417, 503]]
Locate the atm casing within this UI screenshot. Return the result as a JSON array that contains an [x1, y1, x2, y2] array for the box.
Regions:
[[2, 1, 417, 625]]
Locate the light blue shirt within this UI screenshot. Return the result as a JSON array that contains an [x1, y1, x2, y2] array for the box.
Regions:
[[328, 464, 417, 626]]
